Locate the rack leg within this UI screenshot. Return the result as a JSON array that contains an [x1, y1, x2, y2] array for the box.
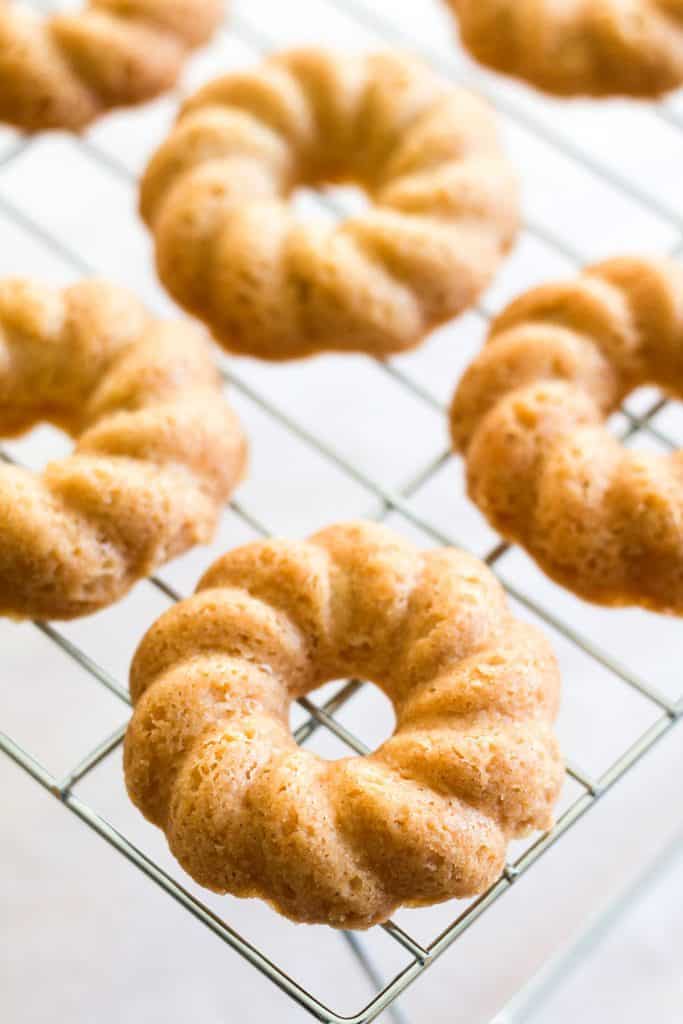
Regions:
[[341, 931, 412, 1024]]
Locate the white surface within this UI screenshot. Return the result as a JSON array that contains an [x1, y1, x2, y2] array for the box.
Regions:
[[2, 2, 683, 1022], [506, 827, 683, 1024]]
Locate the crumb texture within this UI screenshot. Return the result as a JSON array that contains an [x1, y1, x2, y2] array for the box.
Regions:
[[141, 47, 518, 360], [449, 0, 683, 98], [0, 0, 225, 131], [0, 278, 247, 619], [451, 256, 683, 613], [124, 521, 563, 928]]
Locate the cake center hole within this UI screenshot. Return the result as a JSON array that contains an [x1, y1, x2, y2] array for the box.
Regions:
[[290, 679, 396, 762], [25, 0, 72, 12], [290, 183, 369, 226], [1, 423, 72, 474]]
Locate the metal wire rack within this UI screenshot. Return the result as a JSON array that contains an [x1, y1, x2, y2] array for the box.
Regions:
[[2, 2, 683, 1022]]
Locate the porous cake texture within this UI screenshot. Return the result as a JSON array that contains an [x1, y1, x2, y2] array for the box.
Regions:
[[141, 47, 518, 360], [0, 278, 247, 619], [451, 257, 683, 613], [125, 521, 563, 929]]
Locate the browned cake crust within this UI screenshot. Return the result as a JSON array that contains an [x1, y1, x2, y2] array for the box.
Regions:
[[0, 0, 225, 132], [140, 48, 519, 361], [0, 278, 247, 620], [448, 0, 683, 98], [124, 521, 563, 929], [451, 257, 683, 613]]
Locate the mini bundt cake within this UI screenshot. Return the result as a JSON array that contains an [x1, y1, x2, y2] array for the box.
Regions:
[[0, 278, 247, 620], [448, 0, 683, 98], [140, 48, 519, 360], [124, 521, 563, 929], [0, 0, 226, 132], [451, 257, 683, 613]]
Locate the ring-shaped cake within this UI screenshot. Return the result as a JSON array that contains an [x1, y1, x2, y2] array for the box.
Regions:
[[0, 278, 246, 619], [125, 521, 563, 928], [0, 0, 225, 131], [141, 48, 518, 360], [451, 257, 683, 613], [448, 0, 683, 98]]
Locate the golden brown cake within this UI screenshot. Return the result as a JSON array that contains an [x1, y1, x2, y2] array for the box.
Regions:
[[451, 257, 683, 613], [448, 0, 683, 98], [0, 0, 225, 132], [124, 521, 563, 928], [140, 48, 519, 360], [0, 278, 247, 620]]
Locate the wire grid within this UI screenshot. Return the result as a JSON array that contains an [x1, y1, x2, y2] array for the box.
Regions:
[[2, 1, 683, 1022]]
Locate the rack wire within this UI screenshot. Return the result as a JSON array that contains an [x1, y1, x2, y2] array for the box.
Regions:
[[2, 2, 683, 1022]]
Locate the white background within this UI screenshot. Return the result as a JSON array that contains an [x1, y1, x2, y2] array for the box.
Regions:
[[2, 1, 683, 1022]]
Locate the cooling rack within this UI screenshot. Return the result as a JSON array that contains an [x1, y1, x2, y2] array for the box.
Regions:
[[2, 2, 683, 1022]]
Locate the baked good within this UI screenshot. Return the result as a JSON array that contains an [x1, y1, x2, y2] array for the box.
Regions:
[[451, 257, 683, 613], [0, 0, 225, 132], [124, 520, 563, 928], [448, 0, 683, 98], [140, 48, 519, 360], [0, 278, 247, 620]]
